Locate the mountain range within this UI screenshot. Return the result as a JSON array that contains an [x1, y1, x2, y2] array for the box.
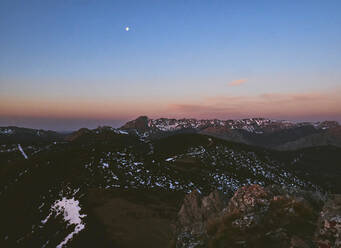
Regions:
[[121, 116, 341, 150], [2, 116, 341, 150]]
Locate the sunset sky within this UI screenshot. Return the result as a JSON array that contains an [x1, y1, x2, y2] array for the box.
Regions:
[[1, 0, 341, 130]]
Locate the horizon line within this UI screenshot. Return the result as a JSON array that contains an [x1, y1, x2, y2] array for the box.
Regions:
[[1, 115, 340, 132]]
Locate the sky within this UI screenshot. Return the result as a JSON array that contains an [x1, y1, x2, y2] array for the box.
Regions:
[[0, 0, 340, 131]]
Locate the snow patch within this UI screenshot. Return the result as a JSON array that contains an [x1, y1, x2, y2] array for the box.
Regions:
[[42, 197, 86, 248], [116, 130, 128, 135], [0, 128, 14, 135], [17, 144, 28, 159]]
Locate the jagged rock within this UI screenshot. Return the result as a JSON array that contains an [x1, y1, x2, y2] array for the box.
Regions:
[[178, 190, 205, 232], [174, 185, 334, 248], [175, 190, 226, 248], [227, 185, 271, 213], [315, 194, 341, 248], [202, 191, 225, 219], [225, 185, 272, 230]]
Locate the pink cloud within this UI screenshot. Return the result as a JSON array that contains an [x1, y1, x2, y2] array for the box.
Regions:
[[228, 78, 248, 86]]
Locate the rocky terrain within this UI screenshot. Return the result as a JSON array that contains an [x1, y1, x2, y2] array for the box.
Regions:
[[0, 117, 340, 247], [173, 184, 341, 248]]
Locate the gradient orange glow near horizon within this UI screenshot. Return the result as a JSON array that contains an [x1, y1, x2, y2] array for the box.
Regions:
[[1, 1, 341, 130], [1, 88, 340, 123]]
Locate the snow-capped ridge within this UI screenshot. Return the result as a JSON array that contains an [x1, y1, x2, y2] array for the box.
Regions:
[[120, 116, 339, 136]]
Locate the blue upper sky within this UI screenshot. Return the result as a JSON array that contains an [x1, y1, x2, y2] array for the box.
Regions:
[[0, 0, 340, 130]]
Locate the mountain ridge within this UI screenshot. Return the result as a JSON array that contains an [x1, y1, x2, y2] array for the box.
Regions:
[[120, 116, 341, 150]]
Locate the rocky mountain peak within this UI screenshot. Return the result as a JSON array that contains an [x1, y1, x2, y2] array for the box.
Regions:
[[121, 116, 149, 133]]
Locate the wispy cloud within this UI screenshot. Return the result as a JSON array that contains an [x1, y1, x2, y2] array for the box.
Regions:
[[228, 78, 248, 86]]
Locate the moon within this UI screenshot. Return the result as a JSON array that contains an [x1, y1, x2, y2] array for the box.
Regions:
[[125, 26, 130, 31]]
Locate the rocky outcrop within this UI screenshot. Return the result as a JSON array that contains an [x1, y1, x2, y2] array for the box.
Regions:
[[173, 185, 340, 248], [315, 194, 341, 247], [175, 190, 226, 247]]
